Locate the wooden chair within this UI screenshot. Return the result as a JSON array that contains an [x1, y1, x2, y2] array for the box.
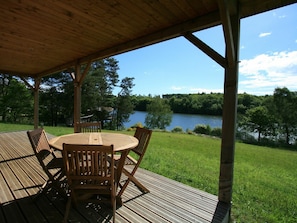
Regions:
[[117, 127, 152, 197], [77, 122, 101, 133], [27, 128, 65, 198], [62, 144, 116, 223]]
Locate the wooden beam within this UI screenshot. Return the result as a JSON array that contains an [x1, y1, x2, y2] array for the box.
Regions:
[[219, 2, 240, 206], [183, 32, 227, 68], [79, 60, 92, 87], [218, 0, 237, 68], [73, 62, 81, 133], [72, 60, 92, 133], [33, 78, 41, 129], [20, 77, 34, 91]]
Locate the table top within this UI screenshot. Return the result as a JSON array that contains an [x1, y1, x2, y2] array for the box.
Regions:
[[49, 132, 138, 152]]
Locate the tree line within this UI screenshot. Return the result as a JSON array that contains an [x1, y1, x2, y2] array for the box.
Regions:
[[1, 57, 297, 146], [0, 58, 135, 130], [133, 89, 297, 146]]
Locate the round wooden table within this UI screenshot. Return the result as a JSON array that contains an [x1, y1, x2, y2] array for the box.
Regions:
[[49, 132, 138, 205], [49, 132, 138, 152]]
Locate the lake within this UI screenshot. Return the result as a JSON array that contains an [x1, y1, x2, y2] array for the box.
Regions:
[[124, 111, 222, 131]]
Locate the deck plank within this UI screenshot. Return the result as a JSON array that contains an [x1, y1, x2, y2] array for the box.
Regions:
[[0, 131, 229, 223]]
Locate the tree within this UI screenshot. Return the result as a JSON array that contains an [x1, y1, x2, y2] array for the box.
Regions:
[[0, 75, 33, 123], [241, 106, 274, 142], [81, 58, 120, 115], [37, 57, 134, 128], [41, 72, 74, 125], [145, 96, 172, 129], [272, 87, 297, 144], [113, 77, 135, 130]]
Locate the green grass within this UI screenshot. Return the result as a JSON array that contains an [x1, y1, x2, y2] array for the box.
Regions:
[[1, 123, 296, 222]]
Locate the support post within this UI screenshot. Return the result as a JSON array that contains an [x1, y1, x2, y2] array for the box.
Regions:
[[219, 10, 240, 204], [73, 64, 81, 133], [33, 78, 41, 129], [72, 60, 92, 132]]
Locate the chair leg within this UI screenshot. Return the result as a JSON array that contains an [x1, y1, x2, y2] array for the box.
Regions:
[[130, 175, 150, 193], [32, 181, 51, 201], [112, 201, 116, 223], [63, 197, 72, 223], [118, 169, 150, 197]]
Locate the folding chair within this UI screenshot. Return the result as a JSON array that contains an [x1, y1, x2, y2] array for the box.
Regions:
[[77, 122, 101, 133], [62, 144, 116, 223], [117, 127, 152, 197], [27, 128, 65, 198]]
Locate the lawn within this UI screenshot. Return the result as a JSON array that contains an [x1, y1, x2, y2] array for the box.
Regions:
[[1, 123, 296, 222]]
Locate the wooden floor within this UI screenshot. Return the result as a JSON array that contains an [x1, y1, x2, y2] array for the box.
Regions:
[[0, 131, 230, 223]]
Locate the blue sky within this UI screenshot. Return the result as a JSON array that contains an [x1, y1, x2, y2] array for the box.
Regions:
[[115, 3, 297, 96]]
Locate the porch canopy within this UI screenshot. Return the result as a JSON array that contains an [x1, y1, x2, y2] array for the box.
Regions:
[[1, 0, 296, 221], [1, 1, 295, 78]]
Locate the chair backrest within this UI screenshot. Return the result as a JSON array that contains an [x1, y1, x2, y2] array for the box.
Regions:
[[77, 122, 101, 133], [27, 128, 56, 174], [132, 127, 152, 157], [62, 144, 115, 190]]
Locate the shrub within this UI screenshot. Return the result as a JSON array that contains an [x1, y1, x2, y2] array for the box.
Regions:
[[193, 124, 211, 135], [210, 127, 222, 137], [130, 122, 143, 128], [171, 126, 183, 133]]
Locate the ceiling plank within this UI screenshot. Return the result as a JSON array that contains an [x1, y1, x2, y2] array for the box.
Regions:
[[36, 11, 221, 78]]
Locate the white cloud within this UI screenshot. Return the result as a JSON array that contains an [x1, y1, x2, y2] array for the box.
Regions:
[[273, 12, 286, 19], [259, 32, 271, 38], [239, 51, 297, 94], [171, 85, 184, 91], [189, 87, 223, 94], [170, 86, 223, 94]]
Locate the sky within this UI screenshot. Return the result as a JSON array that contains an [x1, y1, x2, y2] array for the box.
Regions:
[[114, 3, 297, 96]]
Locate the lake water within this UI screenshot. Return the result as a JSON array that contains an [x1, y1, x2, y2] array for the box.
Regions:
[[124, 111, 222, 131]]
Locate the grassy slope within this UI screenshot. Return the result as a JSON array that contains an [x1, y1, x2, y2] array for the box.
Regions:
[[1, 123, 296, 222]]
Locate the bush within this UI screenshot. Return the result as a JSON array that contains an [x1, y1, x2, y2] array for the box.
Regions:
[[130, 122, 143, 128], [193, 124, 211, 135], [210, 127, 222, 137], [171, 126, 183, 133]]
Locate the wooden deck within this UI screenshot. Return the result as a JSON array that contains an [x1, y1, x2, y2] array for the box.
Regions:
[[0, 131, 230, 223]]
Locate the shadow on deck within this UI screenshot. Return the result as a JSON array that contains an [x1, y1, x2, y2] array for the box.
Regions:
[[0, 131, 230, 223]]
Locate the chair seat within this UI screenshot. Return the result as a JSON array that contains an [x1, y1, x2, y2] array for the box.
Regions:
[[114, 154, 137, 165], [47, 157, 64, 169]]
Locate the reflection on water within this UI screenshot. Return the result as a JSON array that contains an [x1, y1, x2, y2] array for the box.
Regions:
[[124, 111, 222, 131]]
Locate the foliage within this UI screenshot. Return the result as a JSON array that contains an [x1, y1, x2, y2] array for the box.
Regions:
[[193, 124, 211, 135], [134, 93, 265, 116], [112, 77, 135, 130], [210, 127, 222, 137], [145, 96, 173, 129], [239, 106, 275, 142], [0, 75, 33, 123], [272, 87, 297, 144], [171, 126, 183, 133], [17, 57, 135, 129]]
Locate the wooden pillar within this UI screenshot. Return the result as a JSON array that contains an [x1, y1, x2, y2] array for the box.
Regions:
[[219, 11, 240, 203], [73, 64, 81, 133], [33, 78, 41, 129], [73, 60, 92, 132]]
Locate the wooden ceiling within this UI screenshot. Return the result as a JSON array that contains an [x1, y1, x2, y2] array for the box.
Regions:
[[1, 0, 296, 78]]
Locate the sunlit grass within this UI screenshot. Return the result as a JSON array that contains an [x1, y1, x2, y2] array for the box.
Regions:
[[1, 123, 296, 222]]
